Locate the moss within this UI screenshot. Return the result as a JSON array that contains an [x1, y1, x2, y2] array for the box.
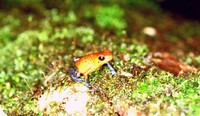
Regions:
[[95, 5, 127, 34], [0, 1, 199, 115]]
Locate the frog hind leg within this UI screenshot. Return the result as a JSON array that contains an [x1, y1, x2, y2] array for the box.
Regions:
[[67, 66, 92, 88], [71, 74, 85, 83], [67, 66, 85, 82]]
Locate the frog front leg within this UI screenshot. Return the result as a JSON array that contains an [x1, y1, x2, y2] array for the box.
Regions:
[[82, 67, 94, 88], [107, 63, 117, 75], [83, 74, 92, 88]]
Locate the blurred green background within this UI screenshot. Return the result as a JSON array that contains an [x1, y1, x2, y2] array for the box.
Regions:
[[0, 0, 199, 115]]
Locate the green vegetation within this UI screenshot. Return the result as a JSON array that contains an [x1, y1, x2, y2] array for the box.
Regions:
[[0, 0, 199, 115], [95, 5, 127, 33], [123, 0, 160, 11]]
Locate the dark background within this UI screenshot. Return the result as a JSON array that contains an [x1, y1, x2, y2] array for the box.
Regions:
[[0, 0, 199, 20], [160, 0, 200, 20]]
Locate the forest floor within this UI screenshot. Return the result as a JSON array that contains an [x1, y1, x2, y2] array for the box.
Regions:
[[0, 1, 199, 115]]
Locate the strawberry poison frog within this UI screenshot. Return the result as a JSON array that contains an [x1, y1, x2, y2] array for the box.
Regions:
[[67, 50, 117, 88]]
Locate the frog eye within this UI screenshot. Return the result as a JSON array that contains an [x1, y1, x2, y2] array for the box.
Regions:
[[98, 55, 105, 61]]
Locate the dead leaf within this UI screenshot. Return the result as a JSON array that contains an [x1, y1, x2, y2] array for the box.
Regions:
[[158, 59, 181, 76], [151, 52, 197, 76]]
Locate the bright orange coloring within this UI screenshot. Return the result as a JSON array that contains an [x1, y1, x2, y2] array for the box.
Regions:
[[75, 50, 113, 80]]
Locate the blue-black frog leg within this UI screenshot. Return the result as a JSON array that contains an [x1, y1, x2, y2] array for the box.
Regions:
[[83, 81, 92, 88], [107, 63, 117, 75], [67, 64, 92, 88]]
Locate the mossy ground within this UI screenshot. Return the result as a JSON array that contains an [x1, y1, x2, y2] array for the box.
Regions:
[[0, 1, 199, 115]]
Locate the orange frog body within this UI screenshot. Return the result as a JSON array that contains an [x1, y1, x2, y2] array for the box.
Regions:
[[68, 50, 117, 88]]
